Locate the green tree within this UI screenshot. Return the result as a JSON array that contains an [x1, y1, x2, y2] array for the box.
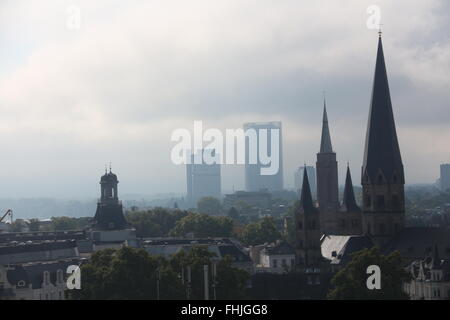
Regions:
[[28, 218, 41, 232], [170, 246, 249, 300], [327, 247, 410, 300], [51, 216, 79, 230], [125, 208, 188, 238], [240, 216, 281, 246], [72, 247, 184, 300], [197, 197, 222, 215], [227, 207, 240, 220], [169, 213, 233, 238]]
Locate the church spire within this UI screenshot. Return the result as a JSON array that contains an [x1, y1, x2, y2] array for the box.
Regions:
[[320, 100, 333, 153], [341, 165, 360, 212], [300, 166, 315, 213], [362, 35, 404, 184]]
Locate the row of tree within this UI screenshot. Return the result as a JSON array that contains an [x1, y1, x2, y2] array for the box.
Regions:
[[71, 246, 249, 300]]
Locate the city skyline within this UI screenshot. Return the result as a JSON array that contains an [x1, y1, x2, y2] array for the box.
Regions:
[[0, 1, 449, 198]]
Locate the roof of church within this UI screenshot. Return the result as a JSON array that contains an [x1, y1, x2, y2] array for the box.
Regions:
[[321, 235, 373, 265], [382, 227, 450, 262], [340, 166, 361, 213], [362, 35, 404, 184], [299, 166, 317, 214], [101, 171, 118, 183], [319, 101, 333, 153]]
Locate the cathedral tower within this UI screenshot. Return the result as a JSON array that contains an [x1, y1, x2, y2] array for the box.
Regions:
[[295, 167, 322, 267], [93, 168, 128, 230], [316, 101, 340, 234], [338, 165, 362, 235], [361, 34, 405, 247]]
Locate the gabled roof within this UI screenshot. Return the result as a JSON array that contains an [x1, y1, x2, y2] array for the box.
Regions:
[[321, 235, 374, 265], [362, 35, 404, 184]]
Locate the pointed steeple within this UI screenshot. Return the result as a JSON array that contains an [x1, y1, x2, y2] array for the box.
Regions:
[[300, 167, 316, 213], [362, 35, 404, 184], [341, 165, 361, 212], [320, 100, 333, 153]]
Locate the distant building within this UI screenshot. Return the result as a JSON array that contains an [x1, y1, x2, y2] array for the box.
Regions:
[[440, 164, 450, 192], [223, 190, 272, 211], [186, 150, 221, 208], [91, 169, 137, 247], [244, 122, 283, 192], [294, 166, 316, 199], [251, 241, 296, 274], [141, 237, 253, 274], [404, 245, 450, 300], [93, 169, 128, 231]]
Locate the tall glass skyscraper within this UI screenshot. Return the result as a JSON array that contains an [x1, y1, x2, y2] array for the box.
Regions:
[[244, 121, 283, 192]]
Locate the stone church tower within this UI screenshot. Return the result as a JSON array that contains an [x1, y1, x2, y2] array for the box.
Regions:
[[361, 33, 405, 247], [294, 167, 322, 267], [338, 165, 362, 235], [316, 101, 340, 234], [92, 168, 128, 230]]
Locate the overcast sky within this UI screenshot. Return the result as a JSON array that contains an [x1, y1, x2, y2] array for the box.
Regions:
[[0, 0, 449, 198]]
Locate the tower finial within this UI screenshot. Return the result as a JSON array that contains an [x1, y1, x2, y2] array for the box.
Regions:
[[105, 164, 107, 174], [378, 23, 383, 37], [109, 162, 112, 173]]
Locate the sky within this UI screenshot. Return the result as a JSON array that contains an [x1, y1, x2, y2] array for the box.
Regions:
[[0, 0, 449, 198]]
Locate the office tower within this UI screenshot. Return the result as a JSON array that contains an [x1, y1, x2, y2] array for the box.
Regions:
[[440, 164, 450, 191], [244, 121, 283, 192], [361, 33, 405, 247], [186, 149, 221, 208]]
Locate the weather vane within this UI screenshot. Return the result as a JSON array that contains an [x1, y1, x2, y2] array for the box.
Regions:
[[378, 23, 383, 37]]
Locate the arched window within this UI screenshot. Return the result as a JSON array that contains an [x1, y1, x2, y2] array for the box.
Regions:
[[43, 271, 50, 285], [377, 195, 385, 209], [57, 269, 64, 283], [380, 223, 386, 235], [365, 195, 371, 207]]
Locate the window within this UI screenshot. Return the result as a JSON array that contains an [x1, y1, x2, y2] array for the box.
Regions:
[[282, 259, 286, 267], [273, 259, 278, 268], [17, 280, 26, 287], [379, 223, 386, 235], [43, 271, 50, 286], [298, 221, 303, 230], [341, 219, 346, 228], [57, 269, 64, 284], [377, 174, 384, 184], [377, 195, 385, 209], [392, 195, 399, 208], [365, 195, 371, 207]]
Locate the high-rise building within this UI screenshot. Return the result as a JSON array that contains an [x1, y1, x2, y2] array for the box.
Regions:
[[440, 164, 450, 192], [186, 149, 221, 208], [316, 102, 340, 234], [244, 121, 283, 192], [361, 33, 405, 247], [295, 166, 316, 199]]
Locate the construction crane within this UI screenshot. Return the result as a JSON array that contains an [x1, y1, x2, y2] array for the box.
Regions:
[[0, 209, 13, 224]]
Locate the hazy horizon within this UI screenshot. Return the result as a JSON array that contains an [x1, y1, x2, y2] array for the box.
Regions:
[[1, 1, 449, 198]]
